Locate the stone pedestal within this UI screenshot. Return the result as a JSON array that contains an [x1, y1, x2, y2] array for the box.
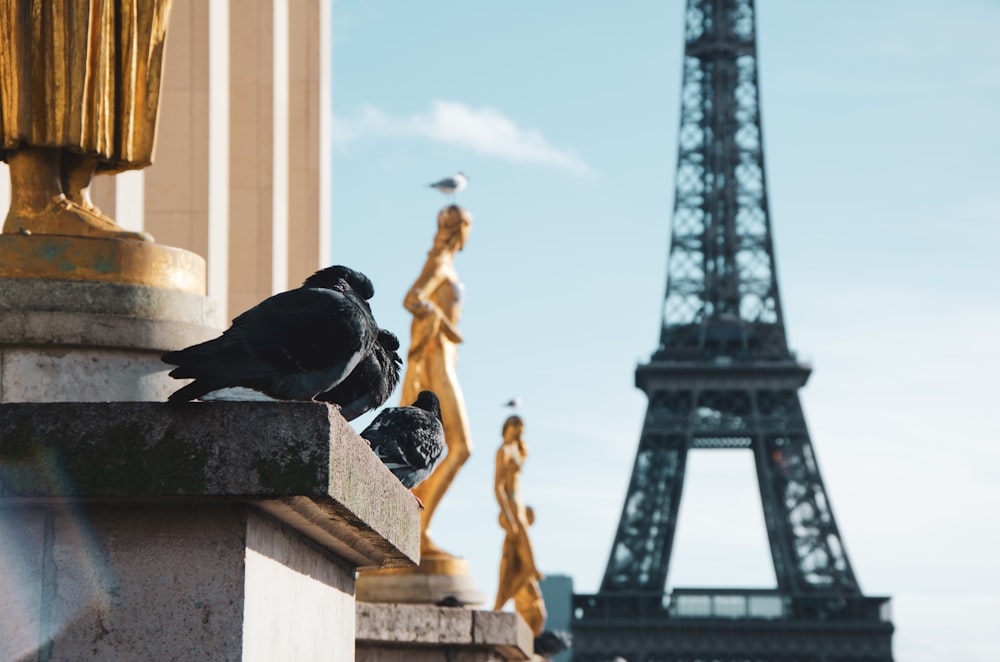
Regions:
[[0, 237, 222, 403], [357, 555, 487, 607], [356, 603, 534, 662], [0, 401, 420, 661]]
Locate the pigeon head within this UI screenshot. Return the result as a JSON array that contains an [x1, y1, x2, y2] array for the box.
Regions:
[[303, 265, 375, 300], [377, 328, 401, 352], [412, 390, 442, 422]]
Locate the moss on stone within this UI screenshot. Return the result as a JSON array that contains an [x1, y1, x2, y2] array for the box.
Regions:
[[72, 424, 213, 495], [252, 448, 323, 493]]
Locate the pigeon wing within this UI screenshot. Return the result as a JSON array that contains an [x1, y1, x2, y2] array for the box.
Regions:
[[365, 407, 445, 488], [235, 288, 376, 373]]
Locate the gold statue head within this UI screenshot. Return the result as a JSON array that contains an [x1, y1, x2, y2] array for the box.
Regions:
[[502, 415, 524, 442], [434, 205, 473, 252]]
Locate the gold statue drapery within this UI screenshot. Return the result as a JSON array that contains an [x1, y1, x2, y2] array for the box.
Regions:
[[494, 415, 546, 636], [0, 0, 174, 240], [400, 205, 473, 559]]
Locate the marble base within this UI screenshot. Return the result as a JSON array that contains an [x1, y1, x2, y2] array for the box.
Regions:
[[0, 277, 222, 402]]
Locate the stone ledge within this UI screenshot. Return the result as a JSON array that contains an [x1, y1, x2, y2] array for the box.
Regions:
[[356, 603, 533, 660], [0, 278, 223, 350], [0, 401, 419, 570]]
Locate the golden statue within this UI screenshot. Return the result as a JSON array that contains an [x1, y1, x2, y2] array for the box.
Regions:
[[400, 204, 473, 559], [0, 0, 174, 242], [494, 415, 546, 636]]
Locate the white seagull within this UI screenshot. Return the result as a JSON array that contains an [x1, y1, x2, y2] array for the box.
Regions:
[[428, 172, 468, 196]]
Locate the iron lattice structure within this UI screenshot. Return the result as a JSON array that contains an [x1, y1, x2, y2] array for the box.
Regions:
[[571, 1, 894, 660]]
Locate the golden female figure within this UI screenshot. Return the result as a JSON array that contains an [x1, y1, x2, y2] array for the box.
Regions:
[[0, 0, 173, 241], [494, 415, 546, 635], [401, 205, 473, 556]]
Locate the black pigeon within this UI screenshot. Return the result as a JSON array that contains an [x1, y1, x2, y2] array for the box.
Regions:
[[305, 265, 374, 301], [162, 265, 377, 403], [317, 327, 402, 420], [362, 390, 446, 491], [533, 630, 572, 658]]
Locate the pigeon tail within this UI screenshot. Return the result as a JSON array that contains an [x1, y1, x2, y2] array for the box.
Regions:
[[166, 378, 233, 404]]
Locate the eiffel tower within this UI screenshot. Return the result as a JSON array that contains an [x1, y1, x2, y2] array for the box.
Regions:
[[570, 1, 894, 660]]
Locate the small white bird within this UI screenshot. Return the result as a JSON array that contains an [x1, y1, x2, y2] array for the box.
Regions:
[[428, 172, 468, 196]]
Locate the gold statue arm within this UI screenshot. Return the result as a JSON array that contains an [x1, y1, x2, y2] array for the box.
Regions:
[[403, 258, 463, 344]]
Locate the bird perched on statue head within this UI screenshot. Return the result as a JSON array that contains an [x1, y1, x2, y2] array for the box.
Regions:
[[361, 390, 446, 506], [162, 265, 381, 403], [428, 172, 468, 196], [503, 396, 523, 411], [317, 327, 402, 420]]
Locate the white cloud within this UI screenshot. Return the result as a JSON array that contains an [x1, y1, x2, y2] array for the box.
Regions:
[[333, 100, 590, 174]]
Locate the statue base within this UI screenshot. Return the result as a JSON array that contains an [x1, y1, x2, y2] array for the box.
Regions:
[[356, 602, 534, 661], [357, 553, 487, 607], [0, 253, 221, 402], [0, 234, 205, 294]]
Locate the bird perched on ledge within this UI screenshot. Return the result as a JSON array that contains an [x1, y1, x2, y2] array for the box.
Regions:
[[428, 172, 467, 197], [361, 390, 446, 506], [162, 265, 379, 403], [317, 327, 402, 420]]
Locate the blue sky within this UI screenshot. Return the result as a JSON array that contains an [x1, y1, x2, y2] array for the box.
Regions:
[[330, 2, 1000, 660]]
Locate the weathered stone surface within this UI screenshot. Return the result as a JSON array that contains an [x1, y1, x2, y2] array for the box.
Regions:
[[1, 348, 180, 402], [0, 508, 44, 662], [0, 504, 360, 661], [357, 570, 487, 607], [357, 602, 474, 644], [242, 510, 356, 660], [0, 312, 220, 353], [356, 603, 533, 661], [0, 277, 211, 317], [0, 277, 223, 403], [46, 505, 248, 661], [0, 277, 223, 349], [357, 647, 522, 662], [0, 401, 420, 569], [474, 610, 534, 649]]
